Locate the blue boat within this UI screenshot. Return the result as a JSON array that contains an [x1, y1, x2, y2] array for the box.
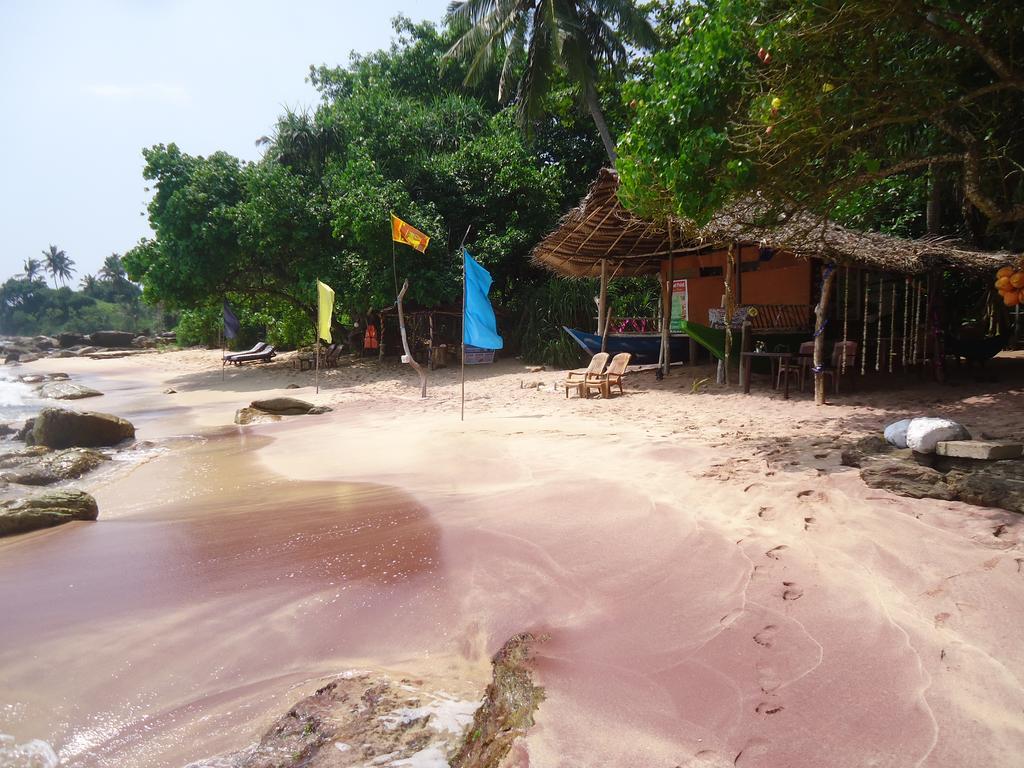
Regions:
[[563, 326, 690, 365]]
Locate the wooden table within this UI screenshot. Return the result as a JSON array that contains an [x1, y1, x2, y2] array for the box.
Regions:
[[741, 351, 798, 399]]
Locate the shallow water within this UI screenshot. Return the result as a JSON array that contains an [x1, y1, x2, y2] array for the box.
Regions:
[[0, 375, 41, 423], [0, 428, 463, 767]]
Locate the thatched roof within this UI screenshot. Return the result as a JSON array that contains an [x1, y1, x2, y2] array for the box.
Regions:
[[531, 169, 1013, 277]]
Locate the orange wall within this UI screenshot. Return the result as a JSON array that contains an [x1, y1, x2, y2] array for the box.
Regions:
[[661, 246, 812, 325]]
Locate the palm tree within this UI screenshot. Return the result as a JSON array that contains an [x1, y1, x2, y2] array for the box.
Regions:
[[42, 244, 75, 288], [444, 0, 656, 165], [99, 253, 127, 283], [21, 258, 43, 283], [80, 274, 98, 293]]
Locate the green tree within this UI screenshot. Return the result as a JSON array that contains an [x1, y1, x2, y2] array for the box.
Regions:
[[21, 258, 44, 283], [618, 0, 1024, 247], [99, 253, 128, 283], [444, 0, 657, 164], [42, 244, 75, 288], [79, 274, 98, 292]]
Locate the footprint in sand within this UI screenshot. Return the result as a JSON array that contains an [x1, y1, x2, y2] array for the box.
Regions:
[[803, 516, 815, 531], [753, 625, 778, 647], [734, 738, 770, 766], [758, 506, 775, 521], [782, 581, 804, 601], [765, 545, 788, 560], [755, 701, 785, 715], [679, 750, 733, 768], [756, 661, 782, 693]]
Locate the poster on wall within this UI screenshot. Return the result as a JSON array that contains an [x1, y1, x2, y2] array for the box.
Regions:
[[670, 279, 688, 331]]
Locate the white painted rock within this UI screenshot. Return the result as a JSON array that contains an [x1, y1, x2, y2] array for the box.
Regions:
[[883, 419, 913, 449], [905, 417, 971, 454]]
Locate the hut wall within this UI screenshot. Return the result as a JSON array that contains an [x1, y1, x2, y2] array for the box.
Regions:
[[661, 247, 811, 326]]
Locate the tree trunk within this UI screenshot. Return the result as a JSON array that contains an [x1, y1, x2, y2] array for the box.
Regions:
[[396, 279, 427, 398], [813, 266, 838, 405], [584, 84, 617, 167]]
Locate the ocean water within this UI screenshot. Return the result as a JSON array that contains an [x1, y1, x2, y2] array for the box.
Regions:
[[0, 376, 39, 423]]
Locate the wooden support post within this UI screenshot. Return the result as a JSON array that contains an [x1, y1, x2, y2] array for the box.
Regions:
[[397, 279, 427, 398], [597, 258, 608, 336], [660, 272, 670, 376], [724, 242, 737, 386], [813, 265, 838, 405], [739, 320, 752, 390], [664, 225, 674, 376]]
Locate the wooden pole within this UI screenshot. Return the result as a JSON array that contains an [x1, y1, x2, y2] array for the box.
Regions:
[[813, 264, 838, 405], [397, 279, 427, 397], [660, 272, 670, 377], [219, 326, 224, 381], [664, 224, 675, 376], [458, 226, 472, 422], [724, 242, 737, 386], [597, 258, 608, 337]]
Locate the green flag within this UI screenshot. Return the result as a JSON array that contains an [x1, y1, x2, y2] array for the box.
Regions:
[[317, 280, 335, 342]]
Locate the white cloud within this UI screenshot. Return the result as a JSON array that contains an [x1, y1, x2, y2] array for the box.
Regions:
[[84, 83, 190, 106]]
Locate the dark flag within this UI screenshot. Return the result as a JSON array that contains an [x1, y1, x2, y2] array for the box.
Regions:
[[222, 301, 241, 340]]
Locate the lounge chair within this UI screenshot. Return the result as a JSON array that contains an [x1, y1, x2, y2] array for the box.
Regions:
[[229, 345, 276, 366], [224, 342, 267, 365], [562, 352, 609, 398], [583, 352, 632, 399]]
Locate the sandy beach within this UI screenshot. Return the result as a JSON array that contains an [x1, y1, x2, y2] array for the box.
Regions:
[[1, 348, 1023, 767]]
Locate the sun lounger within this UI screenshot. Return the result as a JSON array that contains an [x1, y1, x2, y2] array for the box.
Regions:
[[224, 342, 267, 364], [562, 352, 609, 398], [228, 345, 276, 365], [583, 352, 631, 398]]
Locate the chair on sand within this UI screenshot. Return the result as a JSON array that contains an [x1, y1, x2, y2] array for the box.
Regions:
[[562, 352, 609, 398], [819, 341, 858, 394], [776, 341, 815, 391], [229, 345, 276, 366], [224, 342, 267, 365], [583, 352, 632, 399]]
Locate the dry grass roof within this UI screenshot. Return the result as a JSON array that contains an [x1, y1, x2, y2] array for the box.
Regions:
[[531, 169, 1013, 278]]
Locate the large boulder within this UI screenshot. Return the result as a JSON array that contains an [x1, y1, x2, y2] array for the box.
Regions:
[[38, 381, 103, 400], [32, 408, 135, 449], [0, 489, 98, 537], [32, 335, 57, 351], [58, 332, 89, 348], [87, 330, 136, 348], [249, 397, 332, 416], [0, 448, 108, 486], [944, 464, 1024, 514], [905, 417, 971, 454]]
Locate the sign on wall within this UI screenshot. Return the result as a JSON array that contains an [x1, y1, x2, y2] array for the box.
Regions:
[[670, 279, 688, 331]]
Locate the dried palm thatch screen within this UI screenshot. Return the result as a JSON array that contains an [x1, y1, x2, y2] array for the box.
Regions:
[[531, 169, 1012, 277]]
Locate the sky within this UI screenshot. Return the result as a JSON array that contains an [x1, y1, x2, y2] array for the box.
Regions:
[[0, 0, 450, 283]]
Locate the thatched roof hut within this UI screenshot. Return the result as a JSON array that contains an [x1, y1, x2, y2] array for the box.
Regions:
[[531, 169, 1011, 277]]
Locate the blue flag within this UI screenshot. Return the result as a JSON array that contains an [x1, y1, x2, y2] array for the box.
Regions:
[[222, 301, 241, 340], [463, 249, 503, 350]]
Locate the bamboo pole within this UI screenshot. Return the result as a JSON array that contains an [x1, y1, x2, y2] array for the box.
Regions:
[[597, 258, 608, 337], [724, 242, 736, 386], [458, 226, 472, 422], [664, 224, 675, 376]]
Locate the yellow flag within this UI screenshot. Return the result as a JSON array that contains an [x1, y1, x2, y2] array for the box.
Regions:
[[317, 280, 334, 342], [391, 213, 430, 253]]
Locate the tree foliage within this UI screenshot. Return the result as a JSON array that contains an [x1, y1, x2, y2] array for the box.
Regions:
[[124, 16, 610, 357], [618, 0, 1024, 248], [444, 0, 657, 163]]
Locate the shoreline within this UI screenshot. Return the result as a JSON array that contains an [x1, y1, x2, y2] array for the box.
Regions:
[[1, 349, 1023, 767]]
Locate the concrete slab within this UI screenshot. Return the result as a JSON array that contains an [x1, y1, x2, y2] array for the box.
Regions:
[[935, 440, 1023, 460]]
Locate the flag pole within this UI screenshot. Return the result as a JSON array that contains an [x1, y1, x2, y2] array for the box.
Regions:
[[219, 325, 224, 382], [315, 286, 321, 394], [458, 226, 472, 422]]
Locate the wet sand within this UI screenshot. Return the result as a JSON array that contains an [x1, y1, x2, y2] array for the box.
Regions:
[[1, 349, 1023, 767]]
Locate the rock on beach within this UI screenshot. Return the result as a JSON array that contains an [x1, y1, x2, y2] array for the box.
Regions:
[[31, 408, 135, 449], [0, 489, 98, 538]]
